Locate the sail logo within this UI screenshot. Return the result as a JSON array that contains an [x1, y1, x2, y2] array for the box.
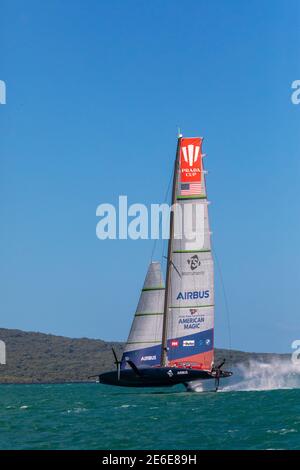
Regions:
[[182, 144, 200, 167], [183, 340, 195, 347], [183, 254, 204, 276], [180, 137, 202, 183], [176, 290, 210, 300], [179, 316, 205, 330], [141, 355, 156, 361], [187, 254, 201, 271], [198, 338, 211, 346]]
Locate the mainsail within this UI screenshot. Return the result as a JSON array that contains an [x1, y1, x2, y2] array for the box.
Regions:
[[121, 262, 165, 368], [162, 137, 214, 371]]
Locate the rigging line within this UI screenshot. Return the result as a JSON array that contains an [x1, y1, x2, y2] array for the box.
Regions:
[[150, 160, 174, 263], [212, 242, 233, 358]]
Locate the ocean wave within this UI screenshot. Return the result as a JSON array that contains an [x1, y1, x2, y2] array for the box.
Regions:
[[115, 404, 138, 409], [66, 407, 87, 414], [267, 428, 297, 435]]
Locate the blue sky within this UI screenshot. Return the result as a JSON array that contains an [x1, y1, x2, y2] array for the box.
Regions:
[[0, 0, 299, 353]]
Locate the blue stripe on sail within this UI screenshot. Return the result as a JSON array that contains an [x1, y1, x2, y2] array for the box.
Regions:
[[121, 344, 161, 369], [121, 328, 213, 368]]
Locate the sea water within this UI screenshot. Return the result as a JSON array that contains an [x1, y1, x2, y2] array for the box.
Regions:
[[0, 360, 300, 450]]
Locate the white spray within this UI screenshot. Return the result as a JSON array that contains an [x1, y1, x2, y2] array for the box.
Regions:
[[222, 359, 300, 392], [187, 359, 300, 393]]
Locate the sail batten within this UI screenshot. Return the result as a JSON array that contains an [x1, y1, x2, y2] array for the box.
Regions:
[[134, 312, 164, 316], [176, 196, 207, 200], [173, 249, 211, 253], [141, 287, 164, 292]]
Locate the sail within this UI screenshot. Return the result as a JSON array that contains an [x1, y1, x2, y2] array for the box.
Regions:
[[165, 137, 214, 371], [121, 262, 165, 369]]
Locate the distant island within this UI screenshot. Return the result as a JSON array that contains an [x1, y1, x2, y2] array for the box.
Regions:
[[0, 328, 290, 384]]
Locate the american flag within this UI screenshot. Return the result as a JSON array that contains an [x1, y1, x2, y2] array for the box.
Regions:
[[180, 183, 201, 196]]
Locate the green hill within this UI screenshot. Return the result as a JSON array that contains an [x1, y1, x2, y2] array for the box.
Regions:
[[0, 328, 289, 384]]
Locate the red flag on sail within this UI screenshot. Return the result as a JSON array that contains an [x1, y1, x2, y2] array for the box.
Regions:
[[180, 137, 203, 183]]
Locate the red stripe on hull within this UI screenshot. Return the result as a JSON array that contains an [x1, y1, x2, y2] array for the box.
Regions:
[[168, 350, 214, 371]]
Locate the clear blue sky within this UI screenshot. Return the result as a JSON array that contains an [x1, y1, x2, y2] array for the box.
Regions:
[[1, 0, 299, 352]]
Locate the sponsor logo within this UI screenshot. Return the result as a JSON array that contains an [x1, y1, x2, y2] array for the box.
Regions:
[[182, 144, 200, 167], [141, 355, 157, 361], [171, 340, 179, 348], [177, 370, 188, 375], [187, 254, 201, 271], [178, 315, 205, 330], [167, 370, 174, 377], [177, 290, 209, 300], [180, 137, 202, 183], [182, 270, 204, 277], [199, 338, 212, 347], [183, 340, 195, 347]]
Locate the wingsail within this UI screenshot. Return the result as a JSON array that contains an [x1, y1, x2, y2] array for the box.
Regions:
[[164, 137, 214, 371]]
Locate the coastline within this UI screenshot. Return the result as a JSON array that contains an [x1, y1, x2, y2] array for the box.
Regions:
[[0, 327, 290, 384]]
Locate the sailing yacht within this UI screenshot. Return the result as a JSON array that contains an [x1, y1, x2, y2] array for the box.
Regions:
[[98, 135, 232, 390]]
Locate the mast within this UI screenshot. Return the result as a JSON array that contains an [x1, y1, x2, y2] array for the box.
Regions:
[[160, 134, 182, 367]]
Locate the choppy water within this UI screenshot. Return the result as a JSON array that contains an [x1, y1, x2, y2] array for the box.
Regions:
[[1, 360, 300, 450]]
